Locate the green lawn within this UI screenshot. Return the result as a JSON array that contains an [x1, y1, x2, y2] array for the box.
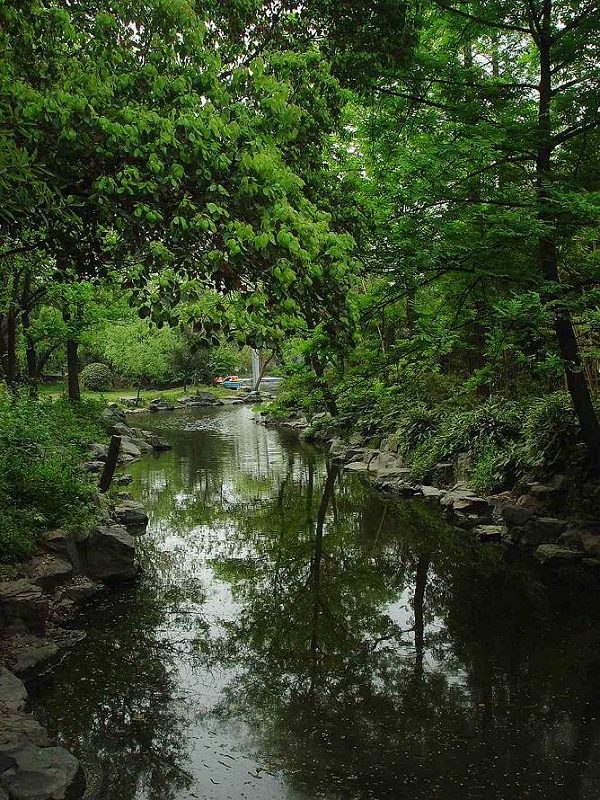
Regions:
[[37, 383, 235, 404]]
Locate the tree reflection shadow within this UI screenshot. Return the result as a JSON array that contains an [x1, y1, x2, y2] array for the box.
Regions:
[[203, 462, 600, 800]]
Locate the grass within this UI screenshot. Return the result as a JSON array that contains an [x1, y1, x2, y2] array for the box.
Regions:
[[37, 383, 235, 404]]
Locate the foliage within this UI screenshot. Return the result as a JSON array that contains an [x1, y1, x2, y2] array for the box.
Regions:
[[0, 391, 103, 562], [81, 362, 113, 392]]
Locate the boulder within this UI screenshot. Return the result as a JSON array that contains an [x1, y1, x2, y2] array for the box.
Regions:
[[148, 398, 175, 412], [344, 461, 370, 473], [420, 485, 445, 500], [534, 517, 567, 539], [25, 558, 72, 593], [0, 669, 27, 713], [88, 443, 108, 462], [119, 438, 142, 460], [181, 392, 223, 406], [83, 525, 137, 581], [3, 635, 59, 680], [0, 740, 84, 800], [440, 490, 489, 516], [60, 577, 104, 604], [83, 460, 104, 473], [535, 544, 583, 564], [473, 524, 505, 543], [0, 582, 48, 636], [101, 407, 125, 425], [501, 504, 536, 527], [560, 526, 600, 559], [527, 482, 565, 499], [148, 434, 171, 450], [108, 423, 133, 437], [113, 501, 148, 529]]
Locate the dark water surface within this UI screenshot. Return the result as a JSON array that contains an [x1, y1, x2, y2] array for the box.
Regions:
[[32, 406, 600, 800]]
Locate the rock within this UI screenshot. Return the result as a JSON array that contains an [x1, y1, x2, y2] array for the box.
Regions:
[[148, 399, 175, 412], [501, 504, 536, 527], [0, 582, 48, 636], [113, 501, 148, 529], [534, 517, 567, 539], [88, 443, 108, 462], [3, 635, 59, 680], [0, 713, 50, 749], [60, 577, 104, 604], [0, 669, 27, 713], [119, 438, 142, 460], [25, 558, 72, 593], [114, 474, 133, 486], [440, 490, 489, 516], [560, 527, 600, 559], [433, 462, 454, 485], [101, 407, 125, 425], [42, 531, 68, 558], [473, 524, 505, 543], [0, 740, 84, 800], [108, 423, 133, 437], [368, 452, 397, 473], [344, 461, 370, 473], [528, 482, 564, 499], [126, 436, 154, 455], [535, 544, 583, 564], [181, 392, 223, 406], [145, 434, 171, 451], [420, 485, 445, 500], [83, 525, 137, 581], [516, 493, 544, 512], [83, 460, 104, 473]]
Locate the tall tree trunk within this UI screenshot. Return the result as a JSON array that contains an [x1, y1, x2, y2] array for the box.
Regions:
[[21, 309, 39, 397], [536, 6, 600, 465], [5, 311, 18, 388], [66, 339, 80, 402], [309, 355, 338, 417]]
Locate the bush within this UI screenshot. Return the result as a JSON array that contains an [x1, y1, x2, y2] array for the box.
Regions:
[[0, 392, 103, 563], [81, 362, 113, 391], [514, 392, 581, 477]]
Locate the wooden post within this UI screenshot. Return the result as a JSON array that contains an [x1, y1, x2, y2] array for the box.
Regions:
[[99, 435, 121, 493]]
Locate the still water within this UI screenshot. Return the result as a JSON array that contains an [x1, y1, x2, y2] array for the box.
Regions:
[[32, 406, 600, 799]]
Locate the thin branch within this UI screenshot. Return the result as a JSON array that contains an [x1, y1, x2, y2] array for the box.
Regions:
[[552, 4, 599, 41], [554, 117, 600, 146], [432, 1, 531, 34]]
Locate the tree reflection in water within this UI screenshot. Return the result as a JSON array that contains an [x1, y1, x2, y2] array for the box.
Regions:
[[203, 454, 600, 800], [30, 407, 600, 800]]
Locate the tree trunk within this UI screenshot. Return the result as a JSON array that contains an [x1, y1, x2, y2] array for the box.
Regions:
[[22, 309, 39, 397], [5, 312, 18, 388], [309, 355, 338, 417], [66, 339, 80, 402], [536, 10, 600, 465], [99, 435, 122, 493]]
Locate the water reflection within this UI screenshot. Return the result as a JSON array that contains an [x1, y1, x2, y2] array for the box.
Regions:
[[31, 406, 600, 799]]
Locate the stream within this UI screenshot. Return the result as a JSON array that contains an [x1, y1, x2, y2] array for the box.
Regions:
[[31, 405, 600, 800]]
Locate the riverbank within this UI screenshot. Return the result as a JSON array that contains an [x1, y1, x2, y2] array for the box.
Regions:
[[0, 406, 168, 800], [261, 410, 600, 570]]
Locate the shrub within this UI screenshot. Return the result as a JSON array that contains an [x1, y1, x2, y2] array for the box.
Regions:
[[81, 362, 113, 391], [0, 392, 103, 563], [514, 392, 581, 477]]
